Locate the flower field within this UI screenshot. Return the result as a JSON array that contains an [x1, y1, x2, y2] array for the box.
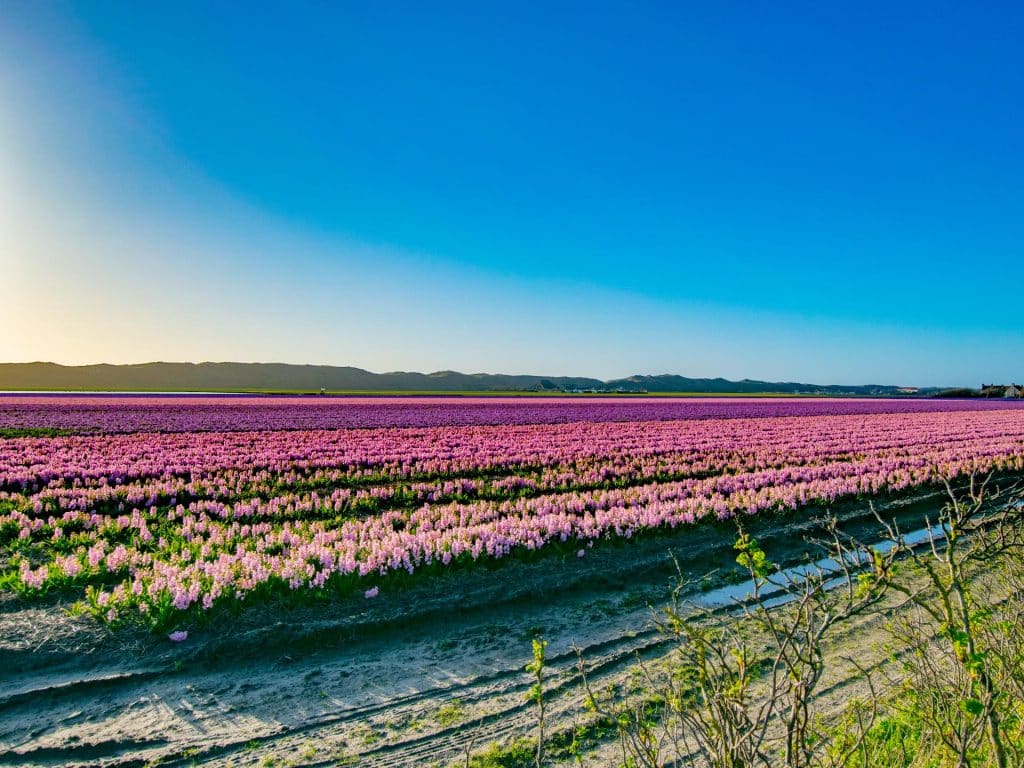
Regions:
[[3, 393, 1023, 433], [2, 397, 1024, 629]]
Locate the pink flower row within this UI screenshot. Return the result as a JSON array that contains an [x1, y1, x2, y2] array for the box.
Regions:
[[1, 407, 1022, 623]]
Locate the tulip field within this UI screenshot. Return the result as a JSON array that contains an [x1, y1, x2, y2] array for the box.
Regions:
[[2, 396, 1024, 630]]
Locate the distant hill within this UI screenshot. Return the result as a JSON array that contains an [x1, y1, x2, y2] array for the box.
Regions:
[[0, 362, 942, 396]]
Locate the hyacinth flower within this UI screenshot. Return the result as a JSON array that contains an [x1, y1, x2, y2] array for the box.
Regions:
[[1, 401, 1022, 626]]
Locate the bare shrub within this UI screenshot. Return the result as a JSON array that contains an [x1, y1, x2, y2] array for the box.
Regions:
[[874, 476, 1024, 768], [563, 475, 1024, 768]]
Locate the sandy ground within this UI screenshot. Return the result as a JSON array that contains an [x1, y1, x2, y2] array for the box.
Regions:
[[0, 490, 952, 768]]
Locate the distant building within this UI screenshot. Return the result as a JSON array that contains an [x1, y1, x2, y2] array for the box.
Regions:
[[984, 383, 1022, 398], [981, 384, 1013, 398]]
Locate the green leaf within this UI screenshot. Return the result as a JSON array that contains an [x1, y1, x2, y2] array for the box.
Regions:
[[960, 698, 984, 716]]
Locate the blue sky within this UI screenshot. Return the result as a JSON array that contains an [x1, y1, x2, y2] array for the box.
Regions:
[[2, 1, 1022, 385]]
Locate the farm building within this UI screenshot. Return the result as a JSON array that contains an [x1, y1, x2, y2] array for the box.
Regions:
[[981, 384, 1023, 398]]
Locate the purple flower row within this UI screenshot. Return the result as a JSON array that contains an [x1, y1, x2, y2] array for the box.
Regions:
[[3, 394, 1023, 434]]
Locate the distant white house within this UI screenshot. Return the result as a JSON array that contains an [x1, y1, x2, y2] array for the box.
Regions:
[[980, 383, 1022, 398]]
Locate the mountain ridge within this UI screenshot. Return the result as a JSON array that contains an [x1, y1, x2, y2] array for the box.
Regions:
[[0, 362, 940, 395]]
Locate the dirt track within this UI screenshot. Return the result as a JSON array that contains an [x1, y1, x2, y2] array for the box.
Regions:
[[0, 490, 949, 768]]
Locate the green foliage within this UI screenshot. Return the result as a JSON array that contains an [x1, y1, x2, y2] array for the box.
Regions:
[[434, 699, 465, 727], [830, 709, 922, 768], [734, 532, 774, 581], [0, 427, 72, 438], [464, 739, 536, 768], [525, 638, 547, 697], [524, 635, 548, 766], [460, 705, 651, 768]]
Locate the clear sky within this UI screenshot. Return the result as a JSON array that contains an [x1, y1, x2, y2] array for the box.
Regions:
[[2, 1, 1021, 386]]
